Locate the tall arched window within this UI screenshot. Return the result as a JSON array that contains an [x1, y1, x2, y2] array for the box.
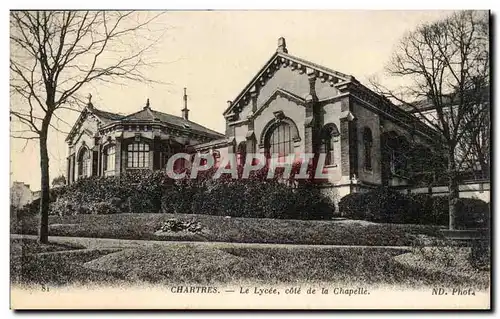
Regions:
[[77, 147, 91, 178], [103, 145, 116, 172], [265, 122, 293, 158], [363, 128, 373, 170], [127, 142, 150, 168], [320, 124, 340, 166], [394, 137, 409, 175], [384, 133, 408, 176]]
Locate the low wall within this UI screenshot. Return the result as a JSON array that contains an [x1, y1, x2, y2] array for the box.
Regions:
[[398, 180, 490, 203]]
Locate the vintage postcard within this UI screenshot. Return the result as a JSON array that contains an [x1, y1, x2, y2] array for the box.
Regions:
[[9, 10, 491, 310]]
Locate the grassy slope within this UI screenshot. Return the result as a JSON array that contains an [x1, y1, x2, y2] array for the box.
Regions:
[[12, 213, 443, 246], [10, 238, 125, 286], [11, 238, 489, 289], [85, 245, 488, 288], [10, 238, 83, 257]]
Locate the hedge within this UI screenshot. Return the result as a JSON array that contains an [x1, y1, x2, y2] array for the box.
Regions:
[[339, 187, 490, 229], [168, 178, 334, 220], [48, 166, 335, 220], [161, 165, 335, 220], [49, 171, 170, 216]]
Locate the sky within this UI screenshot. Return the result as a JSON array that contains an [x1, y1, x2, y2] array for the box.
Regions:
[[9, 10, 456, 190]]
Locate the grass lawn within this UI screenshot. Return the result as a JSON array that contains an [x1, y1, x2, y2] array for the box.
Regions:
[[10, 238, 124, 286], [11, 212, 444, 246], [10, 237, 489, 289]]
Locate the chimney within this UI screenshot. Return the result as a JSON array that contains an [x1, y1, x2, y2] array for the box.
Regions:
[[182, 88, 189, 121], [277, 37, 288, 54]]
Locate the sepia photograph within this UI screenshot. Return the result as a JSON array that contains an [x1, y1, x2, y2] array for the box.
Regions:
[[8, 8, 491, 310]]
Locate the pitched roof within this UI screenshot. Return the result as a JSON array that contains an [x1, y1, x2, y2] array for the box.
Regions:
[[397, 86, 490, 113], [223, 50, 354, 115], [65, 105, 122, 142], [118, 106, 224, 137], [66, 104, 223, 143], [91, 107, 124, 123], [152, 109, 224, 137]]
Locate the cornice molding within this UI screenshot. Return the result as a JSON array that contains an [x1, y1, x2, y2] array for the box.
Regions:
[[250, 88, 307, 120], [223, 51, 352, 116]]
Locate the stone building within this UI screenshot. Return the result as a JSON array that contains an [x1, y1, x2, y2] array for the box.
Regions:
[[65, 89, 224, 183], [66, 37, 441, 205], [194, 38, 441, 201]]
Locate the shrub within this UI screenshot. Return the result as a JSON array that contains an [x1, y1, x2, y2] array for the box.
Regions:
[[432, 197, 490, 229], [410, 194, 448, 225], [290, 186, 336, 220], [91, 202, 120, 215], [161, 167, 335, 220], [49, 199, 75, 217], [339, 187, 421, 224], [54, 171, 170, 215], [162, 179, 200, 214], [47, 164, 336, 220], [157, 218, 204, 233], [12, 199, 40, 219], [337, 192, 366, 220], [339, 188, 490, 228], [458, 198, 490, 229]]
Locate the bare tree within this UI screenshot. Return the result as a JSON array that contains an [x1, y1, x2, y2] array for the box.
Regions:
[[371, 11, 489, 230], [455, 81, 490, 179], [10, 11, 164, 243]]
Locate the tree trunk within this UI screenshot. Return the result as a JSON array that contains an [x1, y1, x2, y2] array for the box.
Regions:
[[477, 152, 489, 179], [448, 150, 459, 230], [38, 129, 50, 244]]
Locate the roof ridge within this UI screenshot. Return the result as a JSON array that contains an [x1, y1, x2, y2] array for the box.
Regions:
[[144, 106, 158, 120], [151, 108, 183, 120], [223, 50, 355, 115], [91, 106, 124, 117], [150, 108, 224, 137], [279, 51, 353, 81], [120, 107, 151, 120]]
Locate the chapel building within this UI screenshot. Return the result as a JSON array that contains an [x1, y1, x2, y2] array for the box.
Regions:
[[66, 38, 441, 203]]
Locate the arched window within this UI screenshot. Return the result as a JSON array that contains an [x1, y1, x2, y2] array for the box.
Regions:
[[265, 122, 293, 158], [363, 128, 373, 170], [127, 142, 150, 168], [394, 137, 409, 175], [237, 142, 247, 166], [103, 145, 116, 172], [77, 147, 91, 178], [384, 133, 408, 176], [320, 124, 340, 166]]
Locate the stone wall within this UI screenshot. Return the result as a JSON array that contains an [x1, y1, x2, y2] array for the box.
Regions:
[[399, 181, 491, 203], [352, 101, 382, 185]]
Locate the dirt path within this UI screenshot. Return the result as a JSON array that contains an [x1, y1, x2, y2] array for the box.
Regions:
[[11, 234, 412, 251]]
